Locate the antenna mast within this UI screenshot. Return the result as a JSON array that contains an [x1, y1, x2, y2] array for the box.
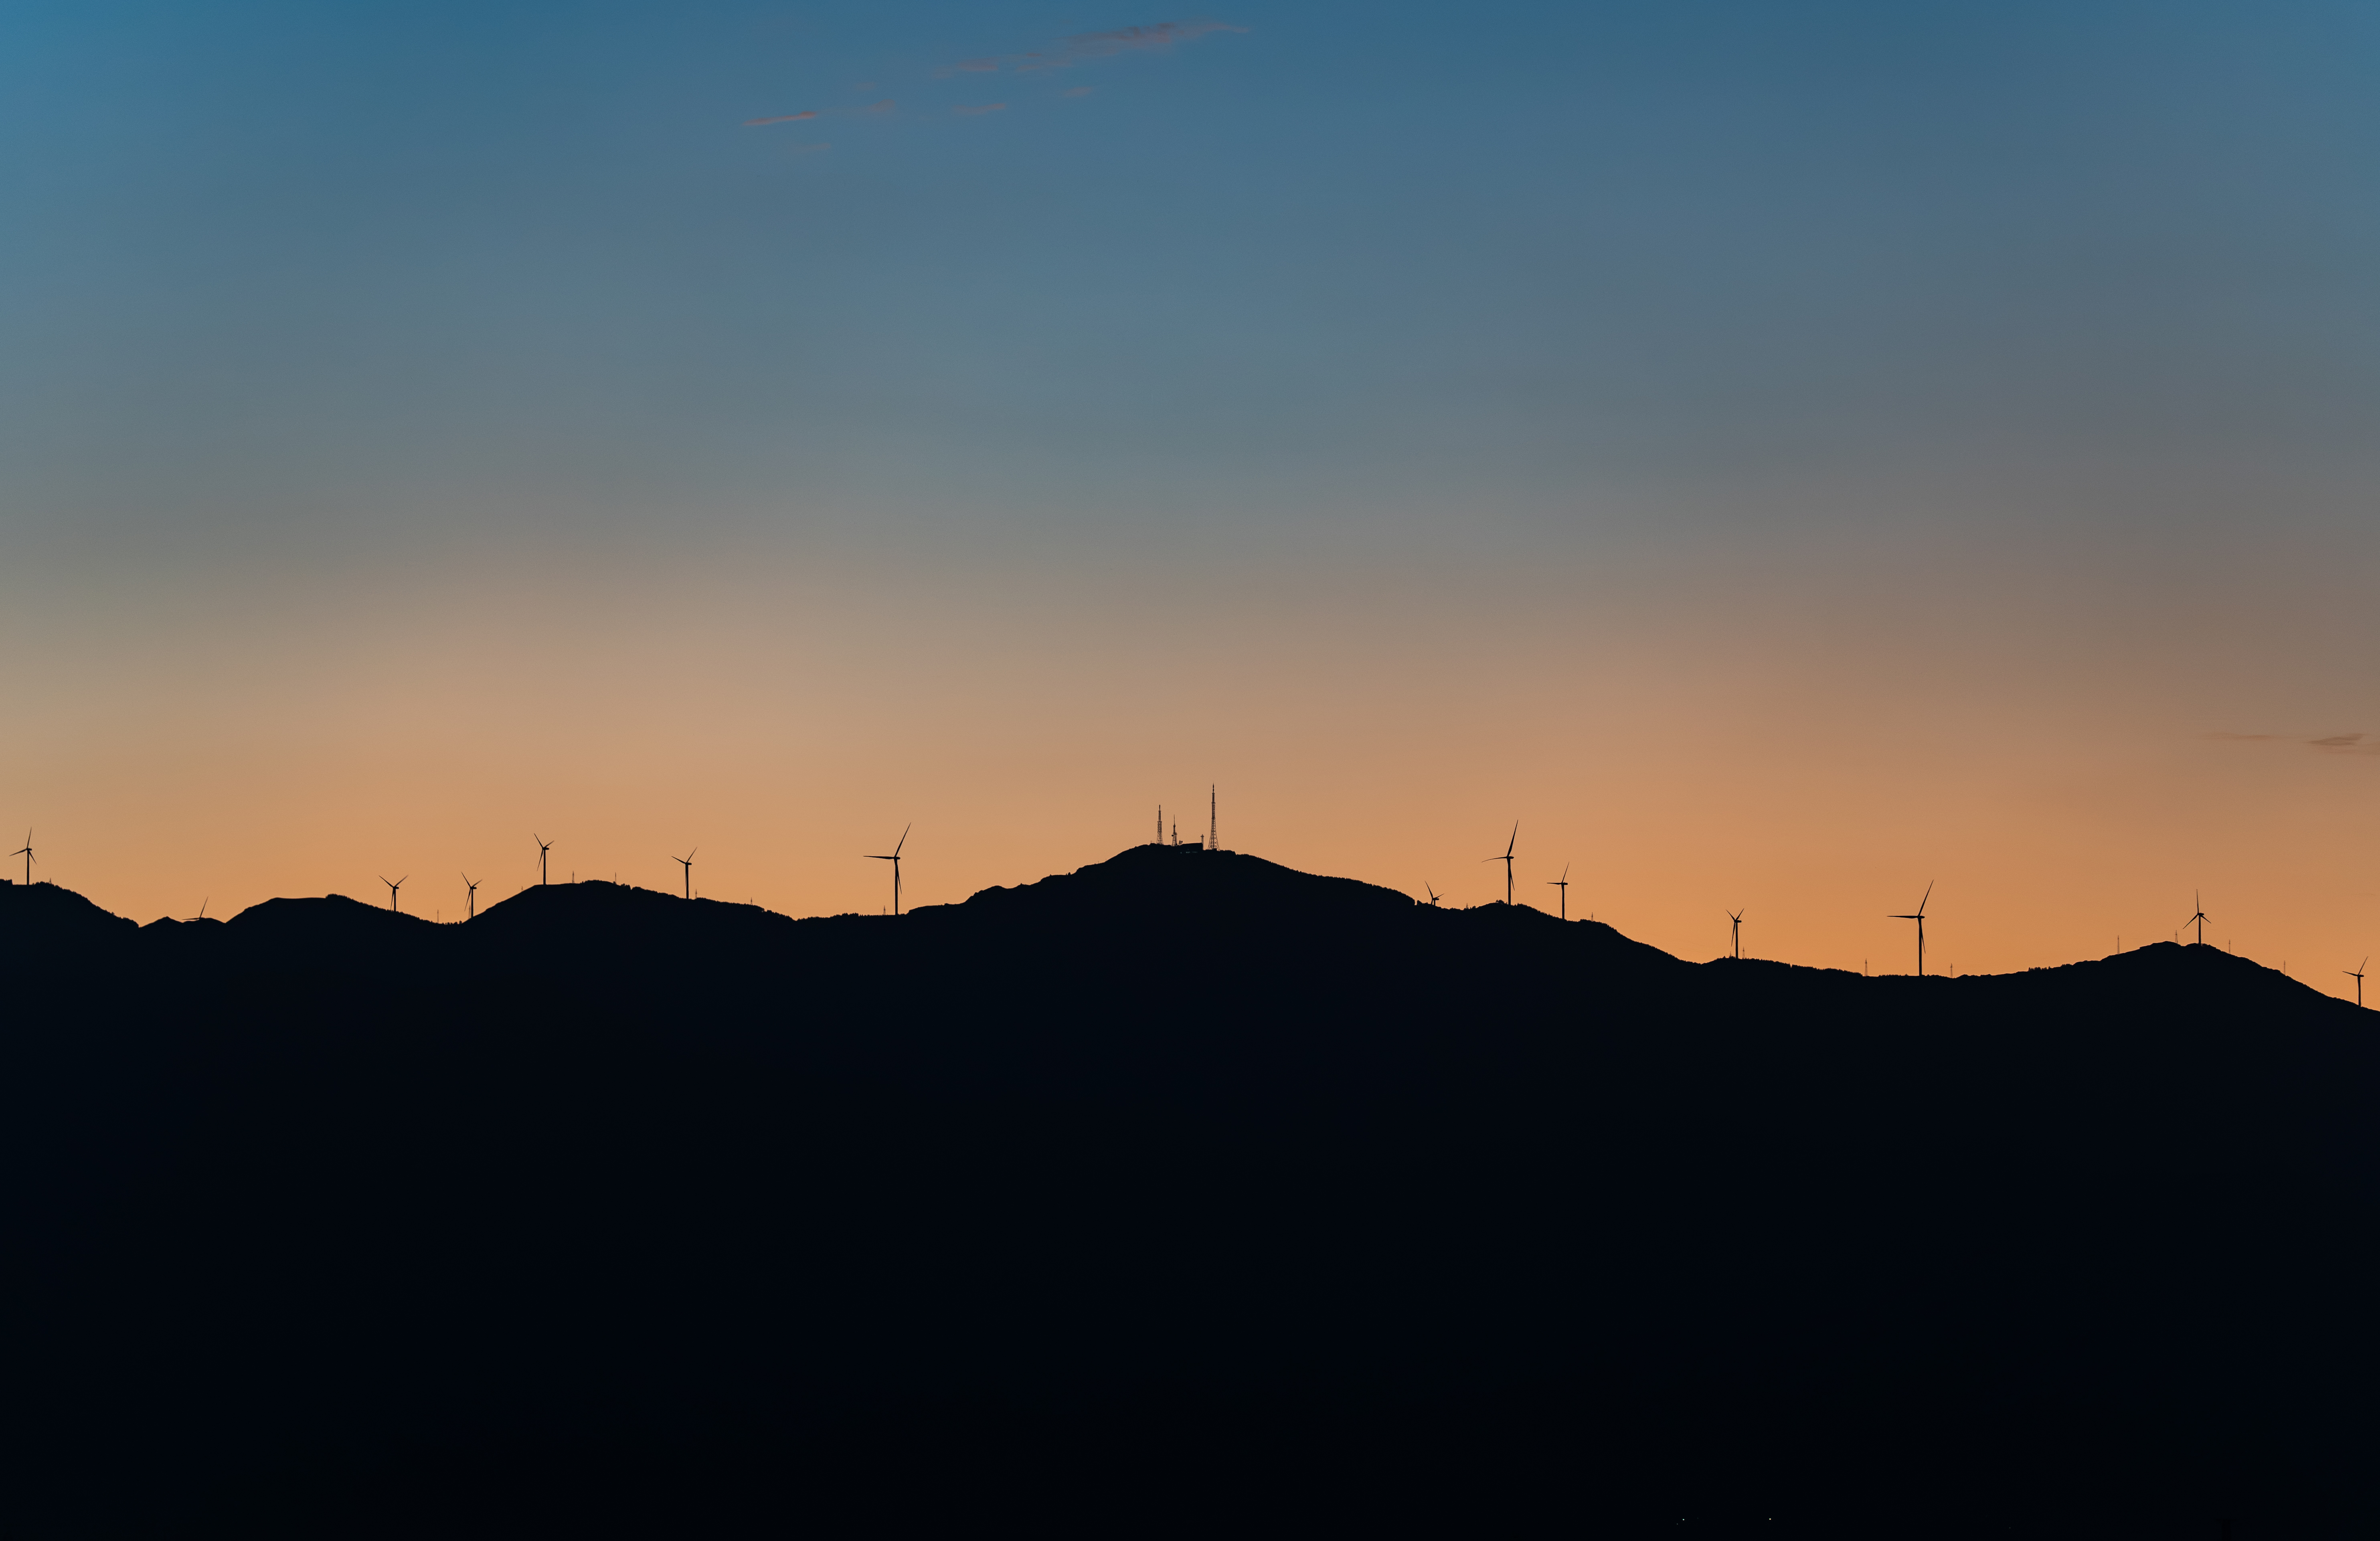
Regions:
[[1209, 784, 1216, 851]]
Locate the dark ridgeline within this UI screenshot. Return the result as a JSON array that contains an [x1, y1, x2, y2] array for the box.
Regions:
[[3, 847, 2376, 1531]]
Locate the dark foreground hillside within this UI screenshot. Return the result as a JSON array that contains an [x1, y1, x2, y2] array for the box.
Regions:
[[4, 846, 2374, 1534]]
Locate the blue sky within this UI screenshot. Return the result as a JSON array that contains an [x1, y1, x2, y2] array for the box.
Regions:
[[9, 0, 2376, 552]]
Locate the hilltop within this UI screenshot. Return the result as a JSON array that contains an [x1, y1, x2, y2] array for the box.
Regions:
[[4, 844, 2375, 1528]]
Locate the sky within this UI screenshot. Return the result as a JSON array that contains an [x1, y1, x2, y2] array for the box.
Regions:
[[2, 0, 2376, 991]]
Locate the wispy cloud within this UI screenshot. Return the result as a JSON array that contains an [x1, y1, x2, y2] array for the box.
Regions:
[[2210, 730, 2376, 754], [937, 17, 1244, 77], [744, 19, 1229, 140], [1050, 20, 1246, 63]]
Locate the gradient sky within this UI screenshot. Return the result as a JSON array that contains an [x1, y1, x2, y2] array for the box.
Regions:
[[3, 0, 2376, 990]]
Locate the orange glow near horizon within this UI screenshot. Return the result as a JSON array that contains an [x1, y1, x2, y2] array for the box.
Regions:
[[5, 510, 2372, 1003]]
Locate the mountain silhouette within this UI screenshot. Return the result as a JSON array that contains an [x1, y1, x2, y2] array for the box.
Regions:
[[5, 845, 2374, 1531]]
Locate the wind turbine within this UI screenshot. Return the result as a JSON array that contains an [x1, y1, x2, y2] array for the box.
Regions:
[[866, 824, 909, 916], [1547, 863, 1570, 920], [462, 873, 479, 920], [534, 834, 553, 886], [381, 874, 407, 913], [2347, 957, 2368, 1008], [1889, 882, 1933, 976], [1727, 908, 1744, 960], [1484, 822, 1517, 906], [1424, 881, 1442, 908], [11, 829, 32, 886], [676, 848, 697, 900], [2183, 892, 2208, 946]]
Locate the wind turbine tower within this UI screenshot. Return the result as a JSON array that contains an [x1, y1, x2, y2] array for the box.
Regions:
[[2184, 892, 2209, 946], [677, 848, 697, 900], [1547, 863, 1570, 920], [1889, 882, 1933, 976], [1728, 908, 1745, 960], [866, 824, 910, 916], [381, 874, 407, 913], [2348, 957, 2368, 1008], [1484, 822, 1518, 906], [1424, 881, 1442, 908], [11, 829, 31, 886], [463, 873, 479, 920], [534, 834, 553, 886]]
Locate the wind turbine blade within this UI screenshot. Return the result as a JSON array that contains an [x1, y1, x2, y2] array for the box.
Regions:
[[1918, 880, 1933, 915], [896, 823, 910, 856], [1506, 822, 1518, 857]]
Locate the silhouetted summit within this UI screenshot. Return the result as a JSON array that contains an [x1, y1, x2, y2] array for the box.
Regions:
[[0, 876, 136, 954], [950, 841, 1418, 925], [3, 848, 2374, 1527]]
